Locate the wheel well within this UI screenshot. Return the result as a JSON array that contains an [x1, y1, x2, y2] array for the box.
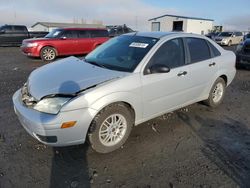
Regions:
[[87, 101, 136, 134], [220, 75, 228, 85], [120, 102, 136, 120], [103, 101, 135, 121], [98, 101, 136, 121], [40, 46, 58, 56]]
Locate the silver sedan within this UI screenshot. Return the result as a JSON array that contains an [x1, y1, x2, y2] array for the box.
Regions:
[[13, 32, 236, 153]]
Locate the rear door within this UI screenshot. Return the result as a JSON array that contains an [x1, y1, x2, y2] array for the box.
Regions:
[[76, 30, 93, 54], [13, 26, 29, 45], [236, 32, 243, 43], [56, 30, 78, 55], [183, 37, 218, 100], [89, 30, 109, 51]]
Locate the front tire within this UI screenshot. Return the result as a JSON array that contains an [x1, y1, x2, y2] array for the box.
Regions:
[[204, 78, 226, 108], [40, 46, 57, 62], [88, 103, 134, 153]]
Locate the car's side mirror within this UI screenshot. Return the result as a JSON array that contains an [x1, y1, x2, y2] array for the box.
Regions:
[[145, 64, 170, 74], [232, 35, 236, 37], [60, 36, 67, 40]]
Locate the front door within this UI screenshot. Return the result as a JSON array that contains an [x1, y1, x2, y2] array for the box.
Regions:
[[0, 25, 13, 45], [56, 30, 79, 55], [141, 38, 192, 119]]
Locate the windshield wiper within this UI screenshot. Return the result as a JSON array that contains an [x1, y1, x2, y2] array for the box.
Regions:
[[84, 59, 107, 69]]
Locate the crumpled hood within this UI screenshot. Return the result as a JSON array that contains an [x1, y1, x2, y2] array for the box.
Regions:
[[28, 56, 127, 100]]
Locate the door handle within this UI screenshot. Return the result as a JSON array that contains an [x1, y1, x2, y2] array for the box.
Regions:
[[177, 71, 187, 77], [209, 62, 216, 67]]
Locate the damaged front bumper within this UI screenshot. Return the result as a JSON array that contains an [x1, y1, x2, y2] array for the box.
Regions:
[[13, 89, 97, 146]]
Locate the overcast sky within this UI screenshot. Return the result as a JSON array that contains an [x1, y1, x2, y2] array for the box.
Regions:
[[0, 0, 250, 31]]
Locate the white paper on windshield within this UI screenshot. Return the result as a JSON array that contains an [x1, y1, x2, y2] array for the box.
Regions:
[[129, 42, 149, 48]]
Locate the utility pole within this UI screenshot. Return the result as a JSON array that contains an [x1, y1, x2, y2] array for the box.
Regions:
[[135, 16, 138, 30]]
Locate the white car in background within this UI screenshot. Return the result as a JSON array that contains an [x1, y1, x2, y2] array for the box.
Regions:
[[215, 31, 244, 46], [13, 32, 236, 153]]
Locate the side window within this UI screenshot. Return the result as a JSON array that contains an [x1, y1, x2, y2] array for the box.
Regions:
[[123, 27, 129, 33], [117, 27, 123, 35], [90, 30, 109, 38], [61, 30, 78, 38], [4, 26, 12, 32], [186, 38, 211, 63], [14, 26, 26, 32], [237, 32, 243, 36], [109, 28, 115, 35], [207, 41, 221, 57], [77, 30, 89, 38], [148, 38, 185, 69], [128, 28, 134, 32]]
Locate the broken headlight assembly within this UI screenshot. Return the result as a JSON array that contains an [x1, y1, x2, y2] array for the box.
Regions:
[[33, 97, 71, 115]]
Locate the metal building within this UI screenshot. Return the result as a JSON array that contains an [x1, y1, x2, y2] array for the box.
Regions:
[[149, 14, 214, 35]]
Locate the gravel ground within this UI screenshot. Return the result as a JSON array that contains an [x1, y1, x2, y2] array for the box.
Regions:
[[0, 46, 250, 188]]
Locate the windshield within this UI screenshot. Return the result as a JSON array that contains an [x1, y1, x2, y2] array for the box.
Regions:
[[45, 29, 63, 38], [219, 32, 233, 37], [85, 35, 158, 72]]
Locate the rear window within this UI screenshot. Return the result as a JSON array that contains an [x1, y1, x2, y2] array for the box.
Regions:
[[186, 38, 211, 63], [77, 30, 89, 38], [90, 30, 109, 38], [236, 32, 243, 36], [207, 42, 221, 57]]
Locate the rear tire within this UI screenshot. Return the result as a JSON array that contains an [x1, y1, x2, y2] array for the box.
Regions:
[[40, 46, 57, 62], [204, 78, 226, 108], [88, 103, 134, 153]]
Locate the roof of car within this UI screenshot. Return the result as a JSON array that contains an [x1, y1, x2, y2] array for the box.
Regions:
[[125, 31, 210, 39], [125, 31, 179, 39]]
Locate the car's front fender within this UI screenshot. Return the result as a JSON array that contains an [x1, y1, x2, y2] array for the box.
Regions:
[[90, 91, 143, 125]]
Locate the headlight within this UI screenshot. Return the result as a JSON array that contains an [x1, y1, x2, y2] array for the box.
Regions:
[[33, 97, 71, 114], [26, 42, 38, 47]]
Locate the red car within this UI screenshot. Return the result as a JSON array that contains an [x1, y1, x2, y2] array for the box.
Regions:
[[21, 28, 109, 61]]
